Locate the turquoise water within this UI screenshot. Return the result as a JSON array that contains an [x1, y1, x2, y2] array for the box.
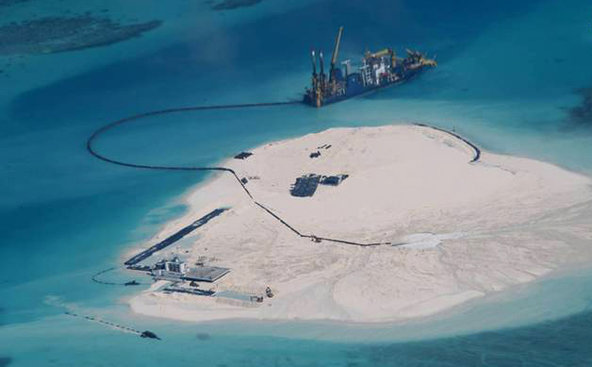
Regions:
[[2, 0, 592, 365]]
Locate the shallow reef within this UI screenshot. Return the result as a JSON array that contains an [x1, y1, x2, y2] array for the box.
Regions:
[[568, 88, 592, 126], [0, 357, 11, 367], [0, 0, 30, 6], [355, 309, 592, 366], [0, 15, 162, 56], [209, 0, 263, 11]]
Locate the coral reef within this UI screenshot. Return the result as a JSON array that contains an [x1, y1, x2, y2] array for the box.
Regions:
[[569, 88, 592, 125], [209, 0, 263, 11], [0, 15, 161, 56], [0, 0, 29, 6]]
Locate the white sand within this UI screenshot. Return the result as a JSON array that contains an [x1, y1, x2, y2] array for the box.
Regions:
[[129, 124, 592, 323]]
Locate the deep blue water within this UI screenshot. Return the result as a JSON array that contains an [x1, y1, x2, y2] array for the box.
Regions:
[[1, 0, 592, 365]]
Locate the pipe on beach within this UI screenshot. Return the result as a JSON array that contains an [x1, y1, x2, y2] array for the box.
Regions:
[[87, 102, 481, 249]]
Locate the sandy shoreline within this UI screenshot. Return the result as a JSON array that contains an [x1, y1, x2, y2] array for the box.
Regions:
[[128, 124, 592, 323]]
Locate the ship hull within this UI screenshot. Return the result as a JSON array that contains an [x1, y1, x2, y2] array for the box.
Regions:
[[303, 65, 427, 107]]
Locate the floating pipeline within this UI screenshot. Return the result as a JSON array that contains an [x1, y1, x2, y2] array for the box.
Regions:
[[413, 123, 481, 163], [91, 267, 147, 286], [87, 102, 480, 248], [86, 101, 302, 200], [64, 311, 160, 340]]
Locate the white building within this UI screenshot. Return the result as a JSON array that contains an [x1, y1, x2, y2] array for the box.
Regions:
[[164, 257, 186, 273]]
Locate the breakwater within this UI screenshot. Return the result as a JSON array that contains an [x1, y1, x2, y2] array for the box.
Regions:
[[124, 208, 227, 266]]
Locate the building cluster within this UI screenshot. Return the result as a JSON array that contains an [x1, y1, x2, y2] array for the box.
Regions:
[[151, 257, 230, 283], [290, 173, 349, 197]]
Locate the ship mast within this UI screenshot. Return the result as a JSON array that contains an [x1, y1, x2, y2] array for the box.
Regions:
[[319, 51, 326, 91], [329, 26, 344, 86], [318, 51, 326, 108], [311, 50, 318, 91]]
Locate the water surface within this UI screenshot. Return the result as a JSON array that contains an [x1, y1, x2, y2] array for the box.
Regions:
[[1, 0, 592, 365]]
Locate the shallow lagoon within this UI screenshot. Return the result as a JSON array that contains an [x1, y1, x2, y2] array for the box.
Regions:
[[1, 0, 592, 365]]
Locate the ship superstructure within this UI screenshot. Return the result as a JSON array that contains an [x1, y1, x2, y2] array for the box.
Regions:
[[304, 27, 436, 107]]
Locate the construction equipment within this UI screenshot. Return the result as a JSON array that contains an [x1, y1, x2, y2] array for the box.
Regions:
[[304, 27, 436, 107], [329, 26, 344, 92]]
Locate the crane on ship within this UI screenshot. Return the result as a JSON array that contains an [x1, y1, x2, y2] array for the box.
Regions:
[[328, 26, 344, 95], [405, 49, 438, 67], [308, 26, 344, 107]]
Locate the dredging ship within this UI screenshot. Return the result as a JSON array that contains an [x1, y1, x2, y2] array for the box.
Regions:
[[303, 27, 437, 107]]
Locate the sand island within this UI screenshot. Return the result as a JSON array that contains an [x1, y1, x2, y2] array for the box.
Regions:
[[127, 124, 592, 323]]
